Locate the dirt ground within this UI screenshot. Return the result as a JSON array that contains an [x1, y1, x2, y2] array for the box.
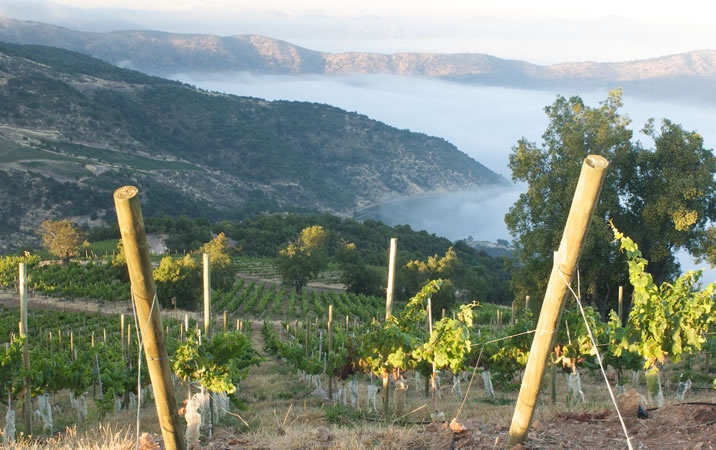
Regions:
[[1, 289, 714, 449]]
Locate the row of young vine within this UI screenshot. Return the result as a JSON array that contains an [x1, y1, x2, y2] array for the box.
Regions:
[[257, 228, 716, 418], [212, 279, 384, 322], [0, 306, 259, 441]]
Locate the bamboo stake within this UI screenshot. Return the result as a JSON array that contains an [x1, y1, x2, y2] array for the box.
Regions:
[[618, 286, 623, 323], [507, 155, 609, 447], [385, 238, 397, 320], [113, 186, 185, 450]]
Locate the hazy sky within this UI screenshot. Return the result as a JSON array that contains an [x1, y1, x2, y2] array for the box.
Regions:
[[29, 0, 716, 23], [2, 0, 715, 63]]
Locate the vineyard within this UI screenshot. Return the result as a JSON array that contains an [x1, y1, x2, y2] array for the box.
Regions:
[[0, 230, 714, 449]]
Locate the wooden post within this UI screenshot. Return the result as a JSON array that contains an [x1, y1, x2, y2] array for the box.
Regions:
[[121, 313, 126, 360], [525, 295, 531, 312], [203, 253, 211, 338], [19, 263, 32, 435], [113, 186, 185, 450], [385, 238, 397, 320], [618, 286, 624, 323], [328, 305, 333, 400], [507, 155, 609, 447]]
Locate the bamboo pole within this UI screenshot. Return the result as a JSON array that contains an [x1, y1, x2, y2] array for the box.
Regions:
[[203, 253, 211, 338], [113, 186, 185, 450], [507, 155, 609, 447], [618, 286, 623, 323], [385, 238, 397, 320], [19, 263, 32, 435]]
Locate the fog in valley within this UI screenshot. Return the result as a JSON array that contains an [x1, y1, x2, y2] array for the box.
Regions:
[[174, 72, 716, 281]]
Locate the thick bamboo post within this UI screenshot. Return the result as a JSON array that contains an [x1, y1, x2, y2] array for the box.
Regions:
[[203, 253, 211, 338], [113, 186, 185, 450], [507, 155, 609, 447], [385, 238, 397, 320], [19, 263, 32, 435]]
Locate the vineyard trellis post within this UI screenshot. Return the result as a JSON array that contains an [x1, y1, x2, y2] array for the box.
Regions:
[[19, 262, 31, 436], [327, 304, 333, 400], [113, 186, 185, 450], [385, 238, 397, 320], [203, 253, 211, 338], [507, 155, 609, 447]]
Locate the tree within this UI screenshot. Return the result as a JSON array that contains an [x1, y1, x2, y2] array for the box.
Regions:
[[39, 219, 85, 263], [153, 254, 200, 309], [402, 247, 459, 311], [506, 89, 716, 315], [335, 240, 384, 296], [200, 232, 234, 290], [276, 225, 328, 294]]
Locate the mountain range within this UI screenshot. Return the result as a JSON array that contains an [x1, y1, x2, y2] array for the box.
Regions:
[[0, 40, 503, 252], [1, 16, 714, 252], [1, 17, 715, 104]]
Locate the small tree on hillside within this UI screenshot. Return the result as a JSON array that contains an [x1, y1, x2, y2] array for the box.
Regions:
[[335, 240, 384, 296], [153, 254, 201, 309], [39, 219, 85, 263], [402, 247, 459, 311], [200, 232, 234, 290], [276, 225, 328, 294]]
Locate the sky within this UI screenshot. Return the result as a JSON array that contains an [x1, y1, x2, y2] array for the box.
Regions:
[[2, 0, 715, 63]]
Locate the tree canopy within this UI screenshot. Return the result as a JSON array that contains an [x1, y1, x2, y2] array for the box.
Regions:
[[505, 89, 716, 316], [38, 219, 85, 263], [276, 225, 329, 294]]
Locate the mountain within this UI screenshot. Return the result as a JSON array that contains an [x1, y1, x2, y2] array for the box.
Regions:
[[1, 17, 714, 103], [0, 42, 504, 252]]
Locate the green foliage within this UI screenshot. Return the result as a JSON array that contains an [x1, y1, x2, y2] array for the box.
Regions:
[[29, 260, 130, 302], [413, 302, 476, 373], [335, 240, 384, 297], [0, 337, 25, 398], [153, 254, 201, 309], [611, 224, 715, 370], [276, 225, 328, 294], [402, 247, 458, 310], [506, 89, 716, 315], [200, 232, 234, 290], [0, 254, 40, 288], [474, 314, 533, 390], [173, 329, 261, 394], [360, 281, 444, 377]]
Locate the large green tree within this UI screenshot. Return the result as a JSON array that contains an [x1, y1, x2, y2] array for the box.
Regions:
[[276, 225, 328, 294], [506, 89, 716, 316]]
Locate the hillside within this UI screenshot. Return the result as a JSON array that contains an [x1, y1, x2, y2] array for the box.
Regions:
[[1, 17, 715, 103], [0, 42, 504, 252]]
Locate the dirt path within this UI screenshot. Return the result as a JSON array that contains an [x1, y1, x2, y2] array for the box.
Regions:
[[0, 288, 198, 322]]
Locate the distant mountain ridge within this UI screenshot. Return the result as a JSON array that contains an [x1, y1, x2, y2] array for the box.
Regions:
[[0, 41, 504, 251], [1, 16, 714, 103]]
